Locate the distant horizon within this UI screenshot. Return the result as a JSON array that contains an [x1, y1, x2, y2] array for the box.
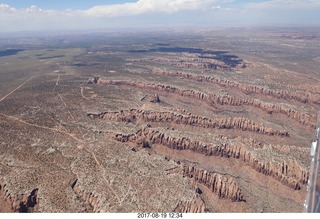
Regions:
[[1, 0, 320, 33], [1, 24, 320, 36]]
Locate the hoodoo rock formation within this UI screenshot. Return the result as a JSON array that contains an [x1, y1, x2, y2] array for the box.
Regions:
[[94, 78, 315, 127], [88, 109, 289, 137], [70, 179, 99, 212], [112, 128, 308, 190], [174, 196, 206, 213], [182, 165, 244, 202]]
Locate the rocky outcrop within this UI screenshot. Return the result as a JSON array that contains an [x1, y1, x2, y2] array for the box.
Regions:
[[171, 108, 191, 116], [0, 179, 39, 212], [141, 94, 160, 103], [88, 109, 289, 137], [96, 79, 315, 127], [87, 76, 100, 84], [113, 128, 256, 157], [174, 59, 229, 71], [182, 165, 244, 202], [70, 179, 99, 213], [112, 128, 307, 189], [151, 68, 320, 105], [128, 54, 244, 71], [174, 196, 206, 213]]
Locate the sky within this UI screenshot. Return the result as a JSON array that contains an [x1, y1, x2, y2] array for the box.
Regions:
[[0, 0, 319, 32]]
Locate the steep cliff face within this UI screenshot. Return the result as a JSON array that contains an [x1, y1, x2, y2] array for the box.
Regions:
[[151, 68, 320, 105], [70, 179, 99, 213], [112, 128, 308, 190], [141, 94, 160, 103], [182, 165, 244, 202], [174, 59, 228, 71], [127, 55, 244, 71], [0, 179, 39, 212], [88, 109, 289, 137], [95, 79, 315, 127], [174, 196, 206, 213]]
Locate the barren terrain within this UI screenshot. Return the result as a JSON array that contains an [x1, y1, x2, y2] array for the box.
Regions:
[[0, 28, 319, 212]]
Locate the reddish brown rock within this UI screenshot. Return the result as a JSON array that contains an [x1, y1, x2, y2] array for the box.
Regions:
[[141, 94, 160, 103], [182, 166, 244, 202], [112, 128, 308, 190], [88, 109, 289, 137], [151, 68, 320, 105], [71, 179, 99, 212], [96, 78, 316, 127], [0, 179, 39, 212], [174, 196, 206, 213]]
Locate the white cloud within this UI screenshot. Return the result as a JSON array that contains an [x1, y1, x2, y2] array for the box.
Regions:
[[3, 0, 217, 18], [0, 4, 49, 15], [0, 3, 16, 13], [85, 0, 223, 17], [247, 0, 320, 10], [0, 4, 80, 19], [0, 1, 319, 32], [25, 5, 44, 13], [0, 4, 83, 32]]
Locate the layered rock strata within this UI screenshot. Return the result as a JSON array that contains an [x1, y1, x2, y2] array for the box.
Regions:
[[70, 179, 99, 212], [112, 128, 308, 190], [174, 196, 206, 213], [128, 56, 243, 71], [182, 165, 244, 202], [151, 68, 320, 105], [95, 79, 315, 127], [88, 109, 289, 137], [0, 179, 39, 212]]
